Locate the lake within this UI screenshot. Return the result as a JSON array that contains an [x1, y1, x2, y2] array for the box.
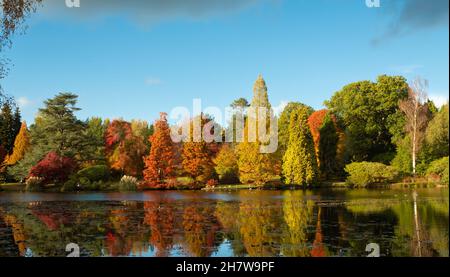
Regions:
[[0, 188, 448, 257]]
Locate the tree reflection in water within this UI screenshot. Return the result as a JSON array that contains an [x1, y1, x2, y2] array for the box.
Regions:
[[0, 189, 448, 257]]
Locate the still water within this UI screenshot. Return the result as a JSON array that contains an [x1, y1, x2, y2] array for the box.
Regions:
[[0, 188, 448, 257]]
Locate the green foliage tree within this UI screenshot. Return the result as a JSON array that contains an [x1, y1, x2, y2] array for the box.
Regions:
[[282, 107, 318, 186], [81, 117, 107, 166], [423, 103, 449, 161], [278, 102, 314, 157], [8, 93, 88, 181], [318, 113, 339, 179], [325, 75, 409, 162], [0, 102, 21, 154]]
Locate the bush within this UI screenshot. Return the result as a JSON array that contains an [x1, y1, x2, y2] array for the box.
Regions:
[[206, 179, 218, 189], [25, 177, 44, 192], [345, 162, 399, 187], [119, 175, 138, 191], [77, 165, 110, 182], [426, 157, 449, 184], [29, 152, 76, 184], [60, 165, 110, 192]]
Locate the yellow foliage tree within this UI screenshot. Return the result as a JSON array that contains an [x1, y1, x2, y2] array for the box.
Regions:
[[4, 122, 30, 166]]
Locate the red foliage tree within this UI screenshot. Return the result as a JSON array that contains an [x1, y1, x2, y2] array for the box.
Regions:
[[142, 113, 177, 188], [105, 119, 146, 177], [28, 151, 76, 184]]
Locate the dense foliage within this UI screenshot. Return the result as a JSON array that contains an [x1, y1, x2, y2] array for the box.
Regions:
[[1, 75, 448, 190], [345, 162, 399, 187], [282, 107, 318, 185]]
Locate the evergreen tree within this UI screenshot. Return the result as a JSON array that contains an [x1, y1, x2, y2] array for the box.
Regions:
[[143, 112, 177, 186], [37, 92, 86, 158], [278, 102, 314, 157], [0, 102, 20, 153], [236, 75, 279, 185], [8, 93, 87, 181], [282, 107, 318, 186], [318, 113, 338, 179]]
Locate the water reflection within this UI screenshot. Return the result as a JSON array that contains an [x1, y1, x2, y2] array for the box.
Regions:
[[0, 189, 448, 257]]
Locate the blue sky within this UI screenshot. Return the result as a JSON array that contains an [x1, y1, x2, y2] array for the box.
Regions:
[[1, 0, 448, 124]]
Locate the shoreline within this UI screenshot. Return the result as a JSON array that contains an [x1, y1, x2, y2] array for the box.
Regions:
[[0, 181, 447, 193]]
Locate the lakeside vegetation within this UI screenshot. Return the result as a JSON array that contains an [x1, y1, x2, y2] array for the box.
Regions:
[[0, 74, 448, 192]]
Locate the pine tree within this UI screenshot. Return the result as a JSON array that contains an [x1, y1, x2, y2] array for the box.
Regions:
[[143, 112, 177, 186], [0, 102, 20, 154], [4, 122, 30, 166], [282, 107, 318, 186]]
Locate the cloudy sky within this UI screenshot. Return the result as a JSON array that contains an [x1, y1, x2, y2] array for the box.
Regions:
[[1, 0, 448, 124]]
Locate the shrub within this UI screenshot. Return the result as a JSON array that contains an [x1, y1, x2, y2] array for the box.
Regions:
[[426, 157, 449, 184], [77, 165, 110, 182], [119, 175, 138, 191], [25, 176, 44, 192], [206, 179, 218, 189], [29, 152, 76, 184], [345, 162, 399, 187]]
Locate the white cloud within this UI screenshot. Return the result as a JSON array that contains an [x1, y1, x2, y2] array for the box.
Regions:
[[145, 77, 162, 86], [273, 100, 288, 116], [429, 93, 449, 108], [17, 97, 32, 109]]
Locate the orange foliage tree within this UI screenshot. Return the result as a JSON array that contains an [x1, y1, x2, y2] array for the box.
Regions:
[[181, 115, 217, 185], [142, 113, 177, 187], [105, 119, 146, 177]]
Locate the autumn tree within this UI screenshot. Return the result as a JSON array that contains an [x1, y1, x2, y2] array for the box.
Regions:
[[3, 122, 30, 166], [278, 102, 314, 157], [399, 78, 430, 174], [282, 107, 318, 185], [143, 112, 177, 186], [213, 144, 239, 183], [105, 119, 146, 177], [181, 114, 218, 185], [29, 151, 76, 184], [236, 75, 279, 185]]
